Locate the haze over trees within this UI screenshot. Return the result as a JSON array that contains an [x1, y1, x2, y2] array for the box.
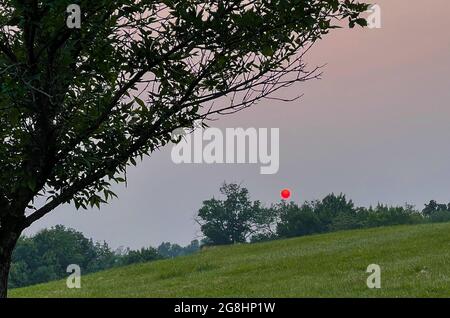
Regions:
[[10, 225, 199, 288], [197, 183, 450, 245], [0, 0, 368, 297]]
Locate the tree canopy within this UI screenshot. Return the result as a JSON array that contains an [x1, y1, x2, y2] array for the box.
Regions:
[[197, 182, 276, 244], [10, 225, 195, 288], [0, 0, 368, 224]]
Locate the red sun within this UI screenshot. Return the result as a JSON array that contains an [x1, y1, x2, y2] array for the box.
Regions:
[[280, 189, 291, 200]]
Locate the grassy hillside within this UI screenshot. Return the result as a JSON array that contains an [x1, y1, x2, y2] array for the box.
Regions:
[[11, 223, 450, 298]]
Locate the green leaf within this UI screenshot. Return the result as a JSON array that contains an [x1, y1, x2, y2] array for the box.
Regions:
[[134, 97, 146, 108]]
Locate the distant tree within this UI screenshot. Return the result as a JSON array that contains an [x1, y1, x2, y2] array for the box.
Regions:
[[314, 193, 356, 230], [119, 247, 161, 266], [276, 201, 323, 238], [156, 242, 173, 258], [422, 200, 448, 217], [184, 240, 200, 255], [423, 200, 438, 217], [362, 204, 421, 228], [422, 200, 450, 223], [10, 225, 101, 288], [428, 210, 450, 223], [275, 196, 427, 239], [197, 183, 275, 245], [252, 204, 280, 240], [9, 225, 163, 288], [326, 208, 365, 231], [157, 240, 200, 258]]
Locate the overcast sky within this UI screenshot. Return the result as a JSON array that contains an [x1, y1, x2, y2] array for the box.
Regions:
[[24, 0, 450, 249]]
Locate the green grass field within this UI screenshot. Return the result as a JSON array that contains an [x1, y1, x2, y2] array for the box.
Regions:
[[11, 222, 450, 298]]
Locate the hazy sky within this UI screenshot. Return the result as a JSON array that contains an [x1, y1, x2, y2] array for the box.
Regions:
[[24, 0, 450, 249]]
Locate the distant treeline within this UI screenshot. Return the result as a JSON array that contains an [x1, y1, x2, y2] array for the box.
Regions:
[[197, 183, 450, 245], [272, 198, 450, 240], [10, 225, 199, 289]]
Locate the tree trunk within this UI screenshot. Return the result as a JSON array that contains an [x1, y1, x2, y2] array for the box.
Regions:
[[0, 245, 14, 298], [0, 219, 22, 298]]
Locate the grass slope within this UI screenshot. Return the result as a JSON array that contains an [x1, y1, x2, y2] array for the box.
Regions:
[[11, 223, 450, 298]]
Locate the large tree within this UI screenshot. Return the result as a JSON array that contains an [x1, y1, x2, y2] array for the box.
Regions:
[[197, 183, 275, 245], [0, 0, 367, 297]]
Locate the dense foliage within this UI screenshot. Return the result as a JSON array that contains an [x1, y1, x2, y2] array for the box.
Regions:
[[157, 240, 200, 258], [9, 225, 199, 288], [197, 183, 450, 244], [197, 183, 277, 245], [273, 197, 427, 240]]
